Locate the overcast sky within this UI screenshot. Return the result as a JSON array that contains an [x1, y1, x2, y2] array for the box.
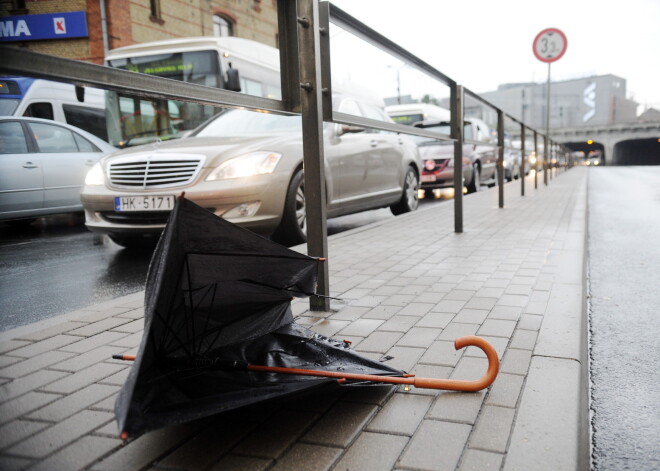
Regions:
[[330, 0, 660, 113]]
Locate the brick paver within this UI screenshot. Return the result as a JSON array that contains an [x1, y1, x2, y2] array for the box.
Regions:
[[0, 170, 589, 470]]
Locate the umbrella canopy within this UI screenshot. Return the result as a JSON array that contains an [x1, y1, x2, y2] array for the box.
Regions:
[[115, 197, 404, 438]]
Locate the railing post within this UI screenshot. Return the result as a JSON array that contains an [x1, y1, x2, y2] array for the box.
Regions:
[[497, 110, 504, 208], [550, 141, 554, 180], [534, 131, 538, 189], [451, 83, 464, 233], [544, 135, 549, 186], [520, 124, 526, 196], [295, 0, 330, 311]]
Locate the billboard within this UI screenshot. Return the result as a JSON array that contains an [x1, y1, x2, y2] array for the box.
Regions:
[[0, 11, 88, 42]]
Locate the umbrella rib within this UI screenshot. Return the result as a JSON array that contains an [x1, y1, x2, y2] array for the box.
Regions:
[[200, 283, 225, 357], [185, 255, 196, 356], [153, 306, 191, 359]]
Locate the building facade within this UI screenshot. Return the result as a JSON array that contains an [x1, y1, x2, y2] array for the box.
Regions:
[[464, 74, 639, 131], [0, 0, 278, 64]]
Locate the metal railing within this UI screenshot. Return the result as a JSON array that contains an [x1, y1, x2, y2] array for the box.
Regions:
[[0, 0, 573, 311]]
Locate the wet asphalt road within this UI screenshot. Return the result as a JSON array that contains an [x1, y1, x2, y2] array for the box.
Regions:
[[588, 166, 660, 470], [0, 197, 447, 332]]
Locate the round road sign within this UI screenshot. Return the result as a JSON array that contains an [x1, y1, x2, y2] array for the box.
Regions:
[[533, 28, 567, 63]]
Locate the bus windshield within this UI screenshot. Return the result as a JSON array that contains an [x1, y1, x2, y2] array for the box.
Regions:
[[108, 50, 221, 87], [106, 50, 221, 147]]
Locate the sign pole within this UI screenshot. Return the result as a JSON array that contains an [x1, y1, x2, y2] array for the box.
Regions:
[[533, 27, 567, 187], [545, 62, 551, 186]]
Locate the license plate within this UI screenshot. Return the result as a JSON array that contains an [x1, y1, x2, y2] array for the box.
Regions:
[[421, 175, 436, 183], [115, 195, 175, 212]]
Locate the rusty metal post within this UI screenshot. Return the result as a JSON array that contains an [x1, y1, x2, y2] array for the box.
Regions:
[[451, 83, 464, 233], [534, 131, 538, 189], [497, 110, 504, 208], [295, 0, 329, 311], [544, 135, 549, 186], [520, 124, 526, 196]]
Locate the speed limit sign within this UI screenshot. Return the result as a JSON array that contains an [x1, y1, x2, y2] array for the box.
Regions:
[[533, 28, 567, 63]]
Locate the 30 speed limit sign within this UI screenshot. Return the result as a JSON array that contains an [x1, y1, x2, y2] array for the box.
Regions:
[[533, 28, 567, 63]]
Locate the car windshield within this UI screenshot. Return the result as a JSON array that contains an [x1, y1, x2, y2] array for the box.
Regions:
[[410, 123, 451, 145], [193, 109, 302, 137], [0, 99, 20, 116]]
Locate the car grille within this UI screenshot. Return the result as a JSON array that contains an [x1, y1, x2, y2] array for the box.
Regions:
[[108, 155, 203, 189], [424, 158, 450, 173], [101, 211, 172, 225]]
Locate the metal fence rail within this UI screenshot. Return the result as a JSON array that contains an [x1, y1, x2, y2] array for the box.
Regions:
[[0, 0, 572, 311]]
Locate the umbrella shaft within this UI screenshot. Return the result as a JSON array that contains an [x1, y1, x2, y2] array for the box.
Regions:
[[247, 364, 414, 385]]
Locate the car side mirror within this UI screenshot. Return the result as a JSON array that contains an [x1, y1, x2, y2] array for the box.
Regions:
[[339, 124, 365, 135], [75, 85, 85, 102], [225, 67, 241, 92]]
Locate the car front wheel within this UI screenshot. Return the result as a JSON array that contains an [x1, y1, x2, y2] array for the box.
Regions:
[[271, 169, 306, 246], [391, 166, 420, 215]]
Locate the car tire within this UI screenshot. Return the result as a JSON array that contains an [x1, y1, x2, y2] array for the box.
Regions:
[[467, 163, 480, 193], [390, 166, 420, 215], [108, 234, 158, 250], [271, 169, 306, 246], [7, 218, 37, 227]]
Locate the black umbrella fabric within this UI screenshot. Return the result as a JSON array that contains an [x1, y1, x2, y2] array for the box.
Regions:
[[115, 197, 404, 438]]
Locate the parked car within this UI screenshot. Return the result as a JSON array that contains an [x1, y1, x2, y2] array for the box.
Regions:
[[0, 117, 116, 224], [501, 134, 522, 182], [81, 93, 421, 247], [511, 139, 536, 175], [411, 118, 497, 195]]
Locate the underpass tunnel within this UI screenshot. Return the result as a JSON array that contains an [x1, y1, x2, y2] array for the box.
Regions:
[[564, 141, 605, 164], [612, 138, 660, 165]]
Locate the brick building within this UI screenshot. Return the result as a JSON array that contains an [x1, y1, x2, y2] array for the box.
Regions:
[[0, 0, 279, 64]]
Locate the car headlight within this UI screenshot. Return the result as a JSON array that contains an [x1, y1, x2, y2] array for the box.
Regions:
[[84, 162, 105, 185], [206, 152, 282, 181]]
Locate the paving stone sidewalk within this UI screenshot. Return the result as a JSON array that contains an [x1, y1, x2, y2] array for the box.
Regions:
[[0, 168, 589, 471]]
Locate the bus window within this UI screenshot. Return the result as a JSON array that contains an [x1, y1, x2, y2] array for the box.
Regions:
[[24, 102, 54, 120], [241, 78, 263, 96], [266, 85, 282, 100]]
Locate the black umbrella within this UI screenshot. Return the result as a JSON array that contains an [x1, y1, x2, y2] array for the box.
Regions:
[[114, 197, 498, 439]]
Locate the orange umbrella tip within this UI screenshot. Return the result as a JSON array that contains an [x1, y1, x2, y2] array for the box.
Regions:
[[120, 431, 129, 441]]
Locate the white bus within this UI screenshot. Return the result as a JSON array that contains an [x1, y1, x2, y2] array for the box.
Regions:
[[104, 36, 281, 147]]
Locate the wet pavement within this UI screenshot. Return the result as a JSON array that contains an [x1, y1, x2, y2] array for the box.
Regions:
[[587, 167, 660, 470]]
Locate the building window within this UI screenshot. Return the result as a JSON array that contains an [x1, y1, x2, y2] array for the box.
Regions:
[[150, 0, 164, 24], [213, 15, 234, 37], [10, 0, 28, 14]]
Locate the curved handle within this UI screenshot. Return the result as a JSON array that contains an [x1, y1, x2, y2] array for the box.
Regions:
[[413, 335, 499, 391]]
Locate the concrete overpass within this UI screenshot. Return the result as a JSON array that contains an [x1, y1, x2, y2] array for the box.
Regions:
[[551, 121, 660, 165]]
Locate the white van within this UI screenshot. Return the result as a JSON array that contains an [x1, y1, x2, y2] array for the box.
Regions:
[[0, 76, 107, 141], [386, 103, 451, 126]]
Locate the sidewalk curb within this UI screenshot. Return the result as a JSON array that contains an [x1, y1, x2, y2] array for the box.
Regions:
[[504, 170, 590, 470]]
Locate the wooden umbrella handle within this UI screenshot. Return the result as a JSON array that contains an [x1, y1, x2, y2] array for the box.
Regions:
[[111, 336, 500, 392], [412, 335, 500, 391]]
